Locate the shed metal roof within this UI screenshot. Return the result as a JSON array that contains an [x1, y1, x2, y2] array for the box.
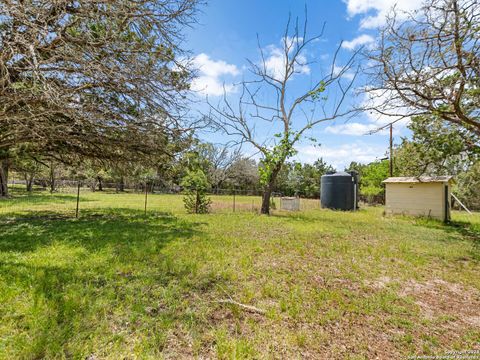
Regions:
[[382, 176, 454, 184]]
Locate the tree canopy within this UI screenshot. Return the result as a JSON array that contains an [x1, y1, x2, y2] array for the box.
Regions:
[[366, 0, 480, 139], [0, 0, 201, 195], [0, 0, 196, 157]]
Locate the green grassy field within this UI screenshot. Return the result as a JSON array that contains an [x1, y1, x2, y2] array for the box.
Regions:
[[1, 191, 479, 359]]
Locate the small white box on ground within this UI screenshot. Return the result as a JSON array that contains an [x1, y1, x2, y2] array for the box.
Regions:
[[281, 197, 300, 211]]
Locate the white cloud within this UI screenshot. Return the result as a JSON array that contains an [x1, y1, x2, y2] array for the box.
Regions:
[[325, 121, 404, 136], [332, 65, 355, 80], [325, 122, 379, 136], [325, 88, 411, 136], [342, 34, 375, 50], [191, 53, 240, 97], [362, 88, 412, 127], [344, 0, 420, 29], [263, 38, 310, 81], [295, 142, 387, 170]]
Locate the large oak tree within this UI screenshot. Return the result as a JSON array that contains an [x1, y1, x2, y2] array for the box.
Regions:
[[0, 0, 200, 196]]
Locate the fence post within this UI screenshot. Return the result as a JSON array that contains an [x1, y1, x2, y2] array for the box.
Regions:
[[144, 181, 148, 216], [75, 181, 80, 218], [233, 188, 236, 212]]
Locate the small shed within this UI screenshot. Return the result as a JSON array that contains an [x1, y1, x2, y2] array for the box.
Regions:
[[382, 176, 454, 221]]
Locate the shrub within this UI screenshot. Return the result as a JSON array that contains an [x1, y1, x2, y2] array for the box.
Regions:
[[181, 169, 211, 214]]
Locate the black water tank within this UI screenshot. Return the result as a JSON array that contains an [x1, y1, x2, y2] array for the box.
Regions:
[[321, 171, 358, 210]]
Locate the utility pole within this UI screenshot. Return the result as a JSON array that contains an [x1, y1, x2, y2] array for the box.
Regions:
[[389, 124, 393, 177]]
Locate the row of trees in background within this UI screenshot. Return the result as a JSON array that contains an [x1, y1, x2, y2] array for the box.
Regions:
[[7, 124, 480, 210], [7, 139, 330, 196]]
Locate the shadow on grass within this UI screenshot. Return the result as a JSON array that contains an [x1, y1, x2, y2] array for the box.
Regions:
[[412, 217, 480, 260], [0, 209, 215, 357], [0, 193, 95, 207], [0, 209, 198, 252], [447, 220, 480, 260]]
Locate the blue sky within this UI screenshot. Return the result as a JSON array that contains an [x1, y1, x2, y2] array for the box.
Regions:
[[184, 0, 418, 170]]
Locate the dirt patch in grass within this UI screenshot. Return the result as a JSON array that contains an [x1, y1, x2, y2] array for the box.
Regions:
[[320, 315, 401, 359], [365, 276, 394, 290], [199, 305, 404, 359], [399, 279, 480, 328]]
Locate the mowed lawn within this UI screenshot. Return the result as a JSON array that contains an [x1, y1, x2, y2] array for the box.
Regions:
[[0, 192, 479, 359]]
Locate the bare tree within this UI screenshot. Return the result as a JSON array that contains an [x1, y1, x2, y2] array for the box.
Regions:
[[208, 16, 359, 214], [0, 0, 201, 196], [197, 143, 241, 192], [365, 0, 480, 138]]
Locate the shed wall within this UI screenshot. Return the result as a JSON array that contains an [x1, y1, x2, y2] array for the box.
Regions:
[[385, 182, 448, 220]]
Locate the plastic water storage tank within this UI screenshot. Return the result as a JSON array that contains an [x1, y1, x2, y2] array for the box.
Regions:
[[321, 171, 358, 210]]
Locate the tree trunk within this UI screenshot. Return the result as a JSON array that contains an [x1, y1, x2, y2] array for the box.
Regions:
[[260, 165, 282, 215], [97, 176, 103, 191], [0, 159, 9, 197], [49, 164, 56, 193], [261, 184, 273, 214], [119, 177, 125, 192], [25, 174, 34, 192]]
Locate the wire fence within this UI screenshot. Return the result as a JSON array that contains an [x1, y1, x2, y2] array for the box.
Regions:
[[1, 179, 321, 218]]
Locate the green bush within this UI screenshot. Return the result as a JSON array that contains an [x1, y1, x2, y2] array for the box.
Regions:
[[181, 169, 211, 214]]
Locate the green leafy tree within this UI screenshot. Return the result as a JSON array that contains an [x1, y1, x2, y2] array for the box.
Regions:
[[360, 160, 389, 202], [276, 158, 335, 198], [226, 158, 260, 191], [346, 161, 366, 176], [392, 116, 480, 210], [454, 161, 480, 210], [394, 116, 479, 176], [180, 151, 212, 214]]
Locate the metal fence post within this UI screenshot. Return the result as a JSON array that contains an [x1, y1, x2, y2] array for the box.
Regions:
[[144, 181, 148, 216], [233, 188, 236, 212], [75, 181, 80, 218]]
